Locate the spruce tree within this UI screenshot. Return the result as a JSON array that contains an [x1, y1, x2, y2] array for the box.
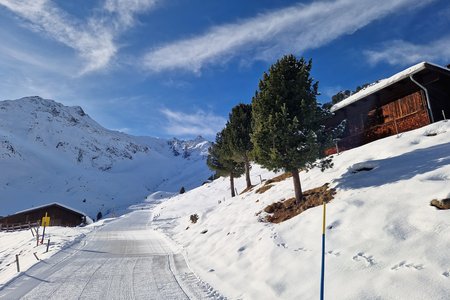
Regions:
[[251, 55, 333, 204], [225, 103, 253, 189], [96, 211, 103, 221], [207, 129, 245, 197]]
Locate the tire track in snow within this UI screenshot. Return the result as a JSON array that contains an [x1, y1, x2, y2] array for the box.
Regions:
[[0, 210, 222, 299]]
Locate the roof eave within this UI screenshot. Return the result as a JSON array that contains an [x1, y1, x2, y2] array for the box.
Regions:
[[330, 61, 450, 113]]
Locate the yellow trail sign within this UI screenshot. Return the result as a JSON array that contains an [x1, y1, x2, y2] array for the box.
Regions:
[[41, 212, 50, 227]]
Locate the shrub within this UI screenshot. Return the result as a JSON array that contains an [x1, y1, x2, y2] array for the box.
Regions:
[[190, 214, 199, 223]]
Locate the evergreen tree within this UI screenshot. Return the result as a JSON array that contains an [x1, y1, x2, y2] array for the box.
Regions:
[[225, 103, 253, 189], [328, 83, 372, 107], [331, 90, 351, 104], [207, 129, 245, 197], [179, 186, 186, 194], [251, 55, 333, 204], [96, 211, 103, 221]]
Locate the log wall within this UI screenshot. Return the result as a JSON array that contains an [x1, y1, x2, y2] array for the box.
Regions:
[[327, 91, 431, 155]]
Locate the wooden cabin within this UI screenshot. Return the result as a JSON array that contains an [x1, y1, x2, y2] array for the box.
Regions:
[[326, 62, 450, 154], [0, 202, 91, 229]]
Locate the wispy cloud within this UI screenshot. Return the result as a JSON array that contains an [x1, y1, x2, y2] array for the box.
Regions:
[[0, 0, 157, 74], [364, 36, 450, 66], [160, 108, 226, 138], [103, 0, 158, 29], [143, 0, 434, 73]]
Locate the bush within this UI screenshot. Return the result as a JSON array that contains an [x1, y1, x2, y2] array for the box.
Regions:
[[190, 214, 199, 223]]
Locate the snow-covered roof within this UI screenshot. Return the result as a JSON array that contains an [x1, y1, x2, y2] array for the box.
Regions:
[[331, 62, 449, 112], [14, 202, 88, 217]]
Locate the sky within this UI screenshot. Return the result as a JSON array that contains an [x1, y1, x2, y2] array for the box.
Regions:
[[0, 0, 449, 140]]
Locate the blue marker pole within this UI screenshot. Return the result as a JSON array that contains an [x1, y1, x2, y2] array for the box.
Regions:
[[320, 201, 326, 300]]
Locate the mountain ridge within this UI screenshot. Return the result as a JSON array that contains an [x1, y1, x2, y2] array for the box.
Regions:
[[0, 96, 212, 218]]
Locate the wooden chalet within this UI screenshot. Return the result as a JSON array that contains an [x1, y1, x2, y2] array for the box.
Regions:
[[0, 202, 91, 229], [326, 62, 450, 154]]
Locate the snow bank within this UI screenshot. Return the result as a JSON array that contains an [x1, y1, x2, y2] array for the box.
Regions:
[[151, 121, 450, 299]]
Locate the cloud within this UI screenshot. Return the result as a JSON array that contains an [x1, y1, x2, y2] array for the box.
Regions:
[[160, 108, 226, 138], [0, 0, 157, 74], [364, 36, 450, 66], [103, 0, 158, 29], [143, 0, 434, 73]]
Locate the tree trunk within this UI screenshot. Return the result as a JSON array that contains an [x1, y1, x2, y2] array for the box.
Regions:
[[291, 169, 303, 204], [230, 174, 236, 197], [244, 156, 252, 189]]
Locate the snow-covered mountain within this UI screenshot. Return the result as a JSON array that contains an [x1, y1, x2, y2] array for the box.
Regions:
[[0, 96, 212, 218]]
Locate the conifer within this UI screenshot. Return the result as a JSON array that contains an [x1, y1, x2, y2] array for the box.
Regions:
[[251, 55, 333, 204]]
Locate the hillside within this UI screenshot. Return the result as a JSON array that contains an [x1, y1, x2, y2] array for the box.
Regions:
[[0, 96, 212, 218], [150, 121, 450, 299]]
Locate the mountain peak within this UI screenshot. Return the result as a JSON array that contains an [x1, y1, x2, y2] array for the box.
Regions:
[[0, 97, 212, 217]]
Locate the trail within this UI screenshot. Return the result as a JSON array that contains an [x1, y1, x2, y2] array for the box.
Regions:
[[0, 211, 220, 300]]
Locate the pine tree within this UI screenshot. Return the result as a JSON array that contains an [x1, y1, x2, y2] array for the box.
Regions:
[[328, 83, 372, 106], [179, 186, 186, 194], [207, 129, 245, 197], [224, 103, 253, 189], [251, 55, 333, 204], [96, 211, 103, 221]]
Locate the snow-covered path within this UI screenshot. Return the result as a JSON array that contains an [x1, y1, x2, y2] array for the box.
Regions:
[[0, 211, 216, 300]]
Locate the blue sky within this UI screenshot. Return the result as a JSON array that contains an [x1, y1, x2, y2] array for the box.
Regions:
[[1, 0, 449, 140]]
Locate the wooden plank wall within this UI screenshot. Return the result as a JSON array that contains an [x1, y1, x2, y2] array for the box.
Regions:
[[330, 91, 431, 154], [381, 91, 426, 122]]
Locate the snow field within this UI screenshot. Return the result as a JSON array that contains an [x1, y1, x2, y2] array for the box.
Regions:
[[151, 121, 450, 299]]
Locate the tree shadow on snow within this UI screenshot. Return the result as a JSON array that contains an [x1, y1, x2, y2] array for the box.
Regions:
[[334, 142, 450, 190]]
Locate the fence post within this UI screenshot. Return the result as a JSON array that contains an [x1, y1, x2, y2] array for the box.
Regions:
[[443, 110, 447, 121], [46, 239, 51, 253], [320, 201, 327, 300], [16, 255, 20, 272], [40, 225, 46, 244], [33, 252, 40, 261], [258, 175, 263, 185]]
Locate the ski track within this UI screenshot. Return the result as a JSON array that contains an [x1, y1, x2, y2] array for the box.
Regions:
[[0, 211, 223, 300]]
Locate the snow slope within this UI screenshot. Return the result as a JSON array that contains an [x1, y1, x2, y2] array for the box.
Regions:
[[150, 121, 450, 299], [0, 96, 212, 218]]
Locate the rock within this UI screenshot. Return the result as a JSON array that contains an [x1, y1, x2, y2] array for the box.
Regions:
[[430, 198, 450, 210]]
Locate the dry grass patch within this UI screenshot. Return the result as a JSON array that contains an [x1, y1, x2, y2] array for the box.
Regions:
[[430, 198, 450, 210], [265, 172, 293, 185], [255, 172, 295, 194], [263, 184, 336, 223], [255, 184, 274, 194], [240, 185, 255, 194]]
